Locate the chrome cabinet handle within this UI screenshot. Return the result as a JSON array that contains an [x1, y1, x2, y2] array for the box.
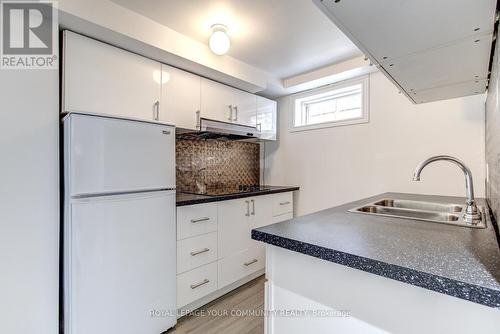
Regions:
[[190, 279, 210, 289], [251, 199, 255, 216], [196, 110, 201, 129], [191, 217, 210, 223], [190, 248, 210, 256], [279, 201, 291, 206], [153, 101, 160, 120], [245, 200, 250, 216], [228, 105, 233, 121], [244, 259, 258, 266], [233, 106, 238, 121]]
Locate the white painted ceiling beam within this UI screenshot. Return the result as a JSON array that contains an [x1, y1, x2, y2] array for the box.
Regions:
[[262, 56, 377, 97]]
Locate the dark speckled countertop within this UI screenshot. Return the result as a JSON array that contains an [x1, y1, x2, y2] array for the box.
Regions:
[[176, 185, 299, 206], [252, 192, 500, 308]]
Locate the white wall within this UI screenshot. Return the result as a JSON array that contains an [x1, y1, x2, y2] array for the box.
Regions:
[[265, 72, 486, 216], [0, 70, 59, 333]]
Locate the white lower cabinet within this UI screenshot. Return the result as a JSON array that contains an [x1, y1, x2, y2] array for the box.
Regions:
[[177, 203, 217, 240], [177, 262, 218, 308], [218, 247, 265, 288], [176, 191, 295, 310], [177, 232, 218, 274]]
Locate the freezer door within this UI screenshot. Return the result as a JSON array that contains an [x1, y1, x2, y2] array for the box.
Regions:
[[65, 113, 175, 197], [65, 190, 176, 334]]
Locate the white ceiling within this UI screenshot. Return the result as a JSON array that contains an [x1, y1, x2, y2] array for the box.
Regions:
[[109, 0, 361, 79]]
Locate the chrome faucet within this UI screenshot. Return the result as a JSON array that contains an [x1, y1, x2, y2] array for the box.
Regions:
[[412, 155, 481, 224]]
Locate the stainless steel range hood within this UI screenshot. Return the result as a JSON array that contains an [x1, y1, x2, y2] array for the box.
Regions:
[[182, 118, 262, 140]]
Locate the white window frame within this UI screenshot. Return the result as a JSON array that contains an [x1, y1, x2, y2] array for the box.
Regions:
[[290, 75, 370, 132]]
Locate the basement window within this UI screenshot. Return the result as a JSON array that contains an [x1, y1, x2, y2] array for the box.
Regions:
[[291, 76, 369, 131]]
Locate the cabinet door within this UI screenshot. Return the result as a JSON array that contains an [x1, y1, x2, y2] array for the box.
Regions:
[[257, 96, 277, 141], [232, 90, 257, 127], [218, 198, 251, 258], [160, 64, 201, 130], [250, 195, 274, 229], [250, 195, 274, 250], [63, 31, 161, 121], [200, 78, 235, 123]]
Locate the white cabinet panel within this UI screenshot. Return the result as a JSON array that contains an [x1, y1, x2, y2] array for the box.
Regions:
[[69, 191, 176, 334], [160, 64, 201, 130], [383, 34, 492, 93], [257, 96, 277, 141], [201, 78, 257, 127], [201, 78, 235, 123], [315, 0, 495, 104], [251, 195, 274, 229], [273, 212, 294, 224], [413, 79, 488, 104], [218, 246, 265, 288], [63, 31, 161, 121], [272, 192, 293, 217], [233, 89, 258, 127], [316, 0, 496, 63], [217, 198, 251, 259], [66, 114, 175, 197], [177, 262, 218, 308], [177, 232, 218, 274], [177, 203, 218, 240]]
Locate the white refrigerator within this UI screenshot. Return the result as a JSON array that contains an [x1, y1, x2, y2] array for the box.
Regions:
[[62, 113, 177, 334]]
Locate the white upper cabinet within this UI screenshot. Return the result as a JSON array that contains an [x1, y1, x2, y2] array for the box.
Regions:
[[63, 32, 276, 137], [232, 89, 258, 127], [63, 31, 162, 121], [314, 0, 496, 103], [256, 96, 277, 141], [160, 64, 201, 130], [200, 78, 257, 127]]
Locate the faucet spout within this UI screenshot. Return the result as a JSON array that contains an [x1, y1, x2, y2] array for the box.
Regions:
[[412, 155, 481, 224]]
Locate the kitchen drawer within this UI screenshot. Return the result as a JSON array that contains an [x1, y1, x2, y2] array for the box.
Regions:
[[273, 212, 293, 224], [177, 232, 218, 274], [218, 246, 265, 289], [177, 262, 218, 308], [272, 192, 293, 217], [177, 203, 217, 240]]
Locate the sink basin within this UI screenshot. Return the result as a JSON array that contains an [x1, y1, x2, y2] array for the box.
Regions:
[[349, 198, 486, 228], [356, 205, 460, 222], [372, 199, 463, 213]]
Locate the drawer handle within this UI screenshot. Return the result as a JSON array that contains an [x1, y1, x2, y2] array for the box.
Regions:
[[190, 278, 210, 289], [191, 217, 210, 224], [190, 248, 210, 256], [279, 201, 291, 206], [243, 259, 258, 266]]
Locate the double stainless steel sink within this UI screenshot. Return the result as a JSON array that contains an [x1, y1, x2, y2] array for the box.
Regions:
[[349, 198, 487, 228]]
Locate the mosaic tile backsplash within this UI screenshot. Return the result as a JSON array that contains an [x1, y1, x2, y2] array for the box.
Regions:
[[176, 136, 260, 193]]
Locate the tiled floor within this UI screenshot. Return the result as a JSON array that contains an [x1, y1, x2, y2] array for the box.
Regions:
[[168, 276, 265, 334]]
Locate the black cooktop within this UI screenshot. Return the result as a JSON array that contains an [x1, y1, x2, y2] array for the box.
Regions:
[[184, 185, 272, 197]]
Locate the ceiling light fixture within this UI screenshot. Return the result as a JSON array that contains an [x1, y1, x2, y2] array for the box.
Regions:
[[209, 24, 230, 55]]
